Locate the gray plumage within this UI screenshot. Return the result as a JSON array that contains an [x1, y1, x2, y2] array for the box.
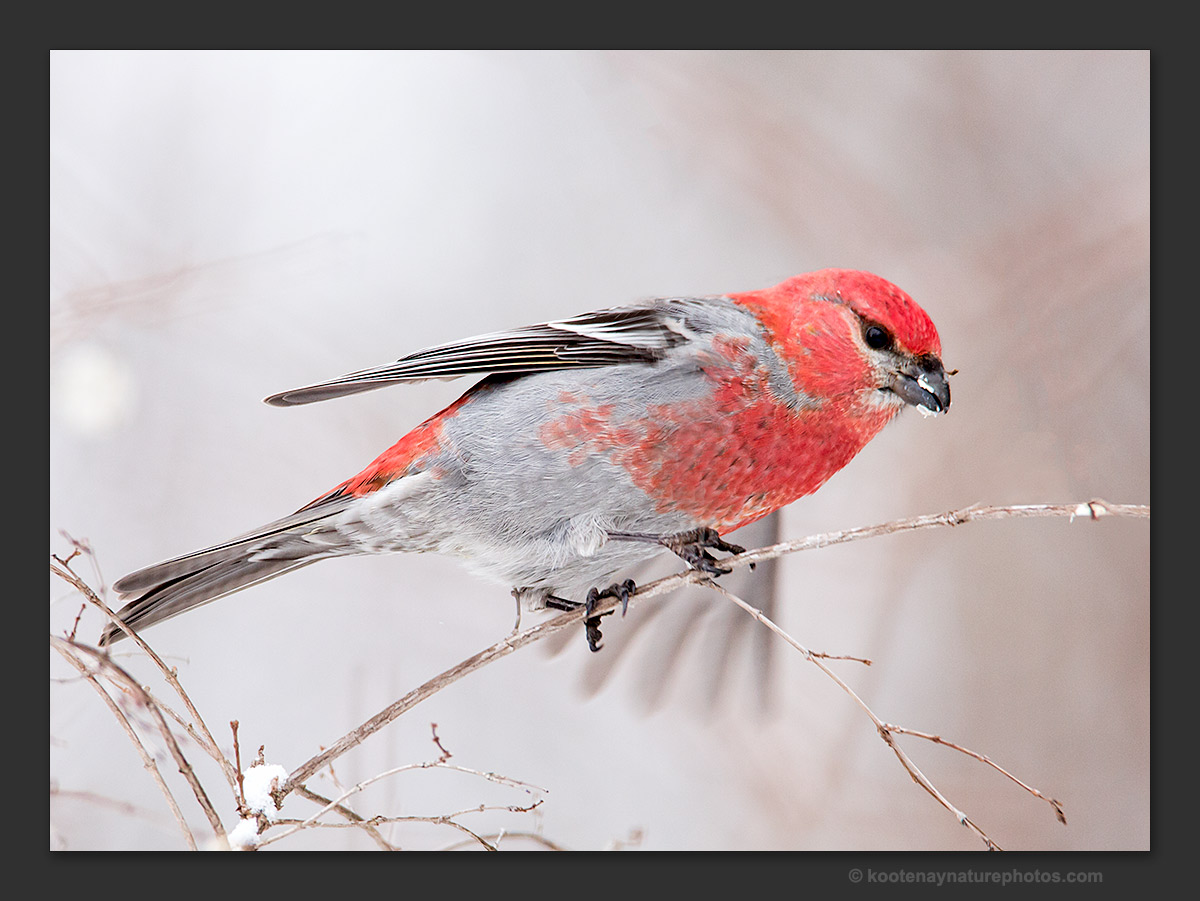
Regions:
[[103, 296, 782, 646]]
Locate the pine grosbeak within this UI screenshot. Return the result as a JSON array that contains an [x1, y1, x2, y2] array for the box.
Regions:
[[102, 269, 950, 650]]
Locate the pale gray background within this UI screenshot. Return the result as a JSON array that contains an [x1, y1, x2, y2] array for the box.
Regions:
[[50, 50, 1149, 850]]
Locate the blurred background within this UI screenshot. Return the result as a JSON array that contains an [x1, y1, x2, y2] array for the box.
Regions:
[[50, 50, 1149, 851]]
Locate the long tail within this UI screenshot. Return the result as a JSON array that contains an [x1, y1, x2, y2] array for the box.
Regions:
[[101, 497, 353, 646]]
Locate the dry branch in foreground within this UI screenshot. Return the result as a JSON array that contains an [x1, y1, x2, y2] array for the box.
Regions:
[[51, 498, 1148, 850]]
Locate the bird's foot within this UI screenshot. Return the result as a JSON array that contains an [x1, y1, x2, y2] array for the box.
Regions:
[[545, 578, 636, 652], [609, 526, 750, 575]]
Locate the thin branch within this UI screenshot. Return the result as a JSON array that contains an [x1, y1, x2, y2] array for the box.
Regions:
[[437, 831, 569, 852], [279, 498, 1147, 803], [231, 721, 247, 815], [50, 636, 227, 843], [52, 498, 1147, 850], [705, 580, 1003, 849], [51, 638, 199, 849], [733, 499, 1148, 571], [278, 617, 575, 797], [49, 556, 241, 795], [66, 603, 86, 642], [268, 760, 544, 848], [291, 785, 399, 851], [430, 723, 452, 763], [261, 731, 544, 850], [880, 724, 1066, 825], [271, 799, 544, 835]]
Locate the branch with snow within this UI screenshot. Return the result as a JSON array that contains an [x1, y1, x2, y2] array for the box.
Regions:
[[51, 498, 1149, 850]]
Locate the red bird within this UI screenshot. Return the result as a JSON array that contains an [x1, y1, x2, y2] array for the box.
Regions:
[[102, 269, 950, 650]]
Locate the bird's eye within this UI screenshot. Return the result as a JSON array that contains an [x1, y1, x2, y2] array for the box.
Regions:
[[863, 324, 893, 350]]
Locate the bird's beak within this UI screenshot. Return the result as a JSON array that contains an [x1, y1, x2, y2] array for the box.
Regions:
[[889, 355, 951, 414]]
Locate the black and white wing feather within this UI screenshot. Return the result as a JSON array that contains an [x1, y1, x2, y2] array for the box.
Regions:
[[265, 304, 696, 407]]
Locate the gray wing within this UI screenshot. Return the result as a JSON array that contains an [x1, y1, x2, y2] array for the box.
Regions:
[[264, 304, 699, 406]]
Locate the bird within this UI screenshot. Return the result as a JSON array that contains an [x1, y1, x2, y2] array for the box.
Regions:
[[100, 269, 950, 651]]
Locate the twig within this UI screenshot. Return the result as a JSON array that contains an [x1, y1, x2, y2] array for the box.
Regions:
[[705, 581, 1005, 849], [52, 498, 1147, 849], [51, 638, 199, 849], [880, 724, 1066, 825], [49, 557, 241, 796], [50, 637, 226, 845], [261, 730, 545, 850], [271, 799, 544, 832], [291, 785, 399, 851], [66, 603, 86, 642], [431, 723, 452, 763], [700, 580, 1070, 849], [273, 761, 544, 847], [437, 831, 569, 852], [278, 498, 1146, 805], [732, 499, 1148, 571], [278, 617, 571, 797], [231, 721, 247, 815]]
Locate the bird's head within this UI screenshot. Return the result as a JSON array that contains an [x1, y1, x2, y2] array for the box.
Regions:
[[732, 269, 951, 417]]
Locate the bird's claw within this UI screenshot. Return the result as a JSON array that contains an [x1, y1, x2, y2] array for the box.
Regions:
[[582, 613, 606, 653], [609, 526, 749, 575], [582, 579, 637, 652], [547, 578, 637, 652], [588, 578, 637, 618], [657, 527, 748, 575]]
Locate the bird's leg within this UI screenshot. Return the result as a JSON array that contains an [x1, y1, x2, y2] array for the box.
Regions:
[[608, 526, 751, 575], [509, 589, 523, 631], [545, 578, 636, 653]]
